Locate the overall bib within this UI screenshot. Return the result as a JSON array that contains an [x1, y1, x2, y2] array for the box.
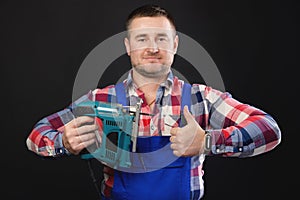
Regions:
[[103, 82, 192, 200]]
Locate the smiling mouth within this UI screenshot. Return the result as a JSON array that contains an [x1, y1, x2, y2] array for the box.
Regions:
[[144, 58, 161, 63], [144, 57, 161, 60], [144, 56, 160, 59]]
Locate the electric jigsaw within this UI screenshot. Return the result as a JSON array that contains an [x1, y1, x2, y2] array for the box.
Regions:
[[72, 100, 142, 169]]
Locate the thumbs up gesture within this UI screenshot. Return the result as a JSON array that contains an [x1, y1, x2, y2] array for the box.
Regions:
[[170, 106, 206, 157]]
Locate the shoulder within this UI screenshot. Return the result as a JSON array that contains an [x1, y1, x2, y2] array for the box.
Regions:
[[92, 84, 115, 94], [92, 84, 116, 101]]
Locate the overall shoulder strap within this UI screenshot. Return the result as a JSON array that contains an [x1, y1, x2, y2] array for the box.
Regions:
[[180, 82, 192, 127], [115, 82, 127, 106], [181, 82, 191, 110]]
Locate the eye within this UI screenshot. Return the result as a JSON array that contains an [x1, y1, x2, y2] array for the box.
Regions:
[[158, 37, 167, 42], [137, 38, 146, 42]]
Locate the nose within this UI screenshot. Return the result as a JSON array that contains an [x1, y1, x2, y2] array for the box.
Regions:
[[146, 39, 159, 53]]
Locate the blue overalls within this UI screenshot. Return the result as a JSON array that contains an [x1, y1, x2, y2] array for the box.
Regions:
[[103, 82, 192, 200]]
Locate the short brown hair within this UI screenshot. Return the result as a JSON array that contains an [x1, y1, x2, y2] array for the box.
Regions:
[[126, 4, 176, 30]]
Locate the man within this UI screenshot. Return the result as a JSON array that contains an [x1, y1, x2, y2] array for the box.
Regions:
[[26, 4, 281, 200]]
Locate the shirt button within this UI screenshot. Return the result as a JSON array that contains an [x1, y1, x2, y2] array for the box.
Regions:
[[151, 125, 155, 130]]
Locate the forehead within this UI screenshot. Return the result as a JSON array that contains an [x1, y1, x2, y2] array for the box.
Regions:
[[128, 16, 174, 31], [128, 16, 175, 37]]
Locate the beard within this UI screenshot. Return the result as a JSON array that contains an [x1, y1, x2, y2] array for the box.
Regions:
[[133, 63, 170, 78]]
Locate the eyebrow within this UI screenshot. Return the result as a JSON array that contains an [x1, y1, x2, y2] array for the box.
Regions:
[[157, 33, 169, 37], [134, 34, 147, 39]]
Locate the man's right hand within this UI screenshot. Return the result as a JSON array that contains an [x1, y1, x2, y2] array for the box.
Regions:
[[62, 116, 100, 155]]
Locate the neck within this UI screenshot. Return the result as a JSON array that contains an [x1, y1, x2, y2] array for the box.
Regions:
[[132, 68, 168, 90], [132, 69, 167, 111]]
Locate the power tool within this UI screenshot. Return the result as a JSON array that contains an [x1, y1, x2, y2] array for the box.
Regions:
[[72, 100, 142, 169]]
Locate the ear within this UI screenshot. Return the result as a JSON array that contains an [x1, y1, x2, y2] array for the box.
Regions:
[[124, 37, 131, 56], [173, 34, 179, 54]]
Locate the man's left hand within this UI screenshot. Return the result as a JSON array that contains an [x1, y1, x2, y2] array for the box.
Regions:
[[170, 105, 206, 157]]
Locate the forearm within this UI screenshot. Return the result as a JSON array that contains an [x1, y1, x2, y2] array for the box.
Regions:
[[207, 113, 281, 157], [26, 109, 74, 157], [26, 90, 95, 157], [201, 86, 281, 157], [205, 98, 282, 157]]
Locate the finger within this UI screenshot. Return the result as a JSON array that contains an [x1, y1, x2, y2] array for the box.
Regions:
[[73, 116, 95, 127], [170, 143, 176, 151], [183, 105, 194, 124], [76, 124, 99, 135], [81, 137, 97, 148], [169, 136, 176, 143], [76, 132, 97, 143], [170, 142, 177, 150], [72, 138, 96, 154], [172, 150, 181, 157], [170, 127, 178, 136]]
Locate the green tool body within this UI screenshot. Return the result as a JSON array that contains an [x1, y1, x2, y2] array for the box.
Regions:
[[73, 100, 141, 169]]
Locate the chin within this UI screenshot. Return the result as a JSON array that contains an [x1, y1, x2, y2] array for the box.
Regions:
[[134, 64, 170, 78]]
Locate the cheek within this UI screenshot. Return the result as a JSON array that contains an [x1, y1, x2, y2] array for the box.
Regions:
[[129, 51, 141, 64], [163, 53, 174, 65]]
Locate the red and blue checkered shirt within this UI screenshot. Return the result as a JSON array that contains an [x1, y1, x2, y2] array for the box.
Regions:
[[26, 70, 281, 199]]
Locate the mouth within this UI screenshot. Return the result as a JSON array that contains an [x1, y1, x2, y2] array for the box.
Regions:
[[143, 57, 161, 62]]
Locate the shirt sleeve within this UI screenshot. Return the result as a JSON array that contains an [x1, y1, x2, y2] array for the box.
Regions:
[[194, 84, 281, 157], [25, 91, 94, 157]]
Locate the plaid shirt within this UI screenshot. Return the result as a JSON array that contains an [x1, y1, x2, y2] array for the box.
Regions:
[[26, 70, 281, 199]]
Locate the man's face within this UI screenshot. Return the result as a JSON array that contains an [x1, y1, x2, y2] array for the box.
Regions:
[[125, 16, 178, 78]]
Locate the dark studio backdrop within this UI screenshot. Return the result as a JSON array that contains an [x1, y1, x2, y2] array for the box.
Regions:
[[1, 0, 298, 199]]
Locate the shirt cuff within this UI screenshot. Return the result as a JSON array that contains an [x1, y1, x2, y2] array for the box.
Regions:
[[54, 131, 71, 156], [55, 147, 71, 156], [207, 129, 225, 154], [209, 129, 244, 155]]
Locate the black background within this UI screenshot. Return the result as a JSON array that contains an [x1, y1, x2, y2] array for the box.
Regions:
[[1, 0, 298, 199]]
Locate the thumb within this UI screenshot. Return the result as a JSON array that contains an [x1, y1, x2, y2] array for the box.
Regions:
[[183, 105, 194, 124]]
